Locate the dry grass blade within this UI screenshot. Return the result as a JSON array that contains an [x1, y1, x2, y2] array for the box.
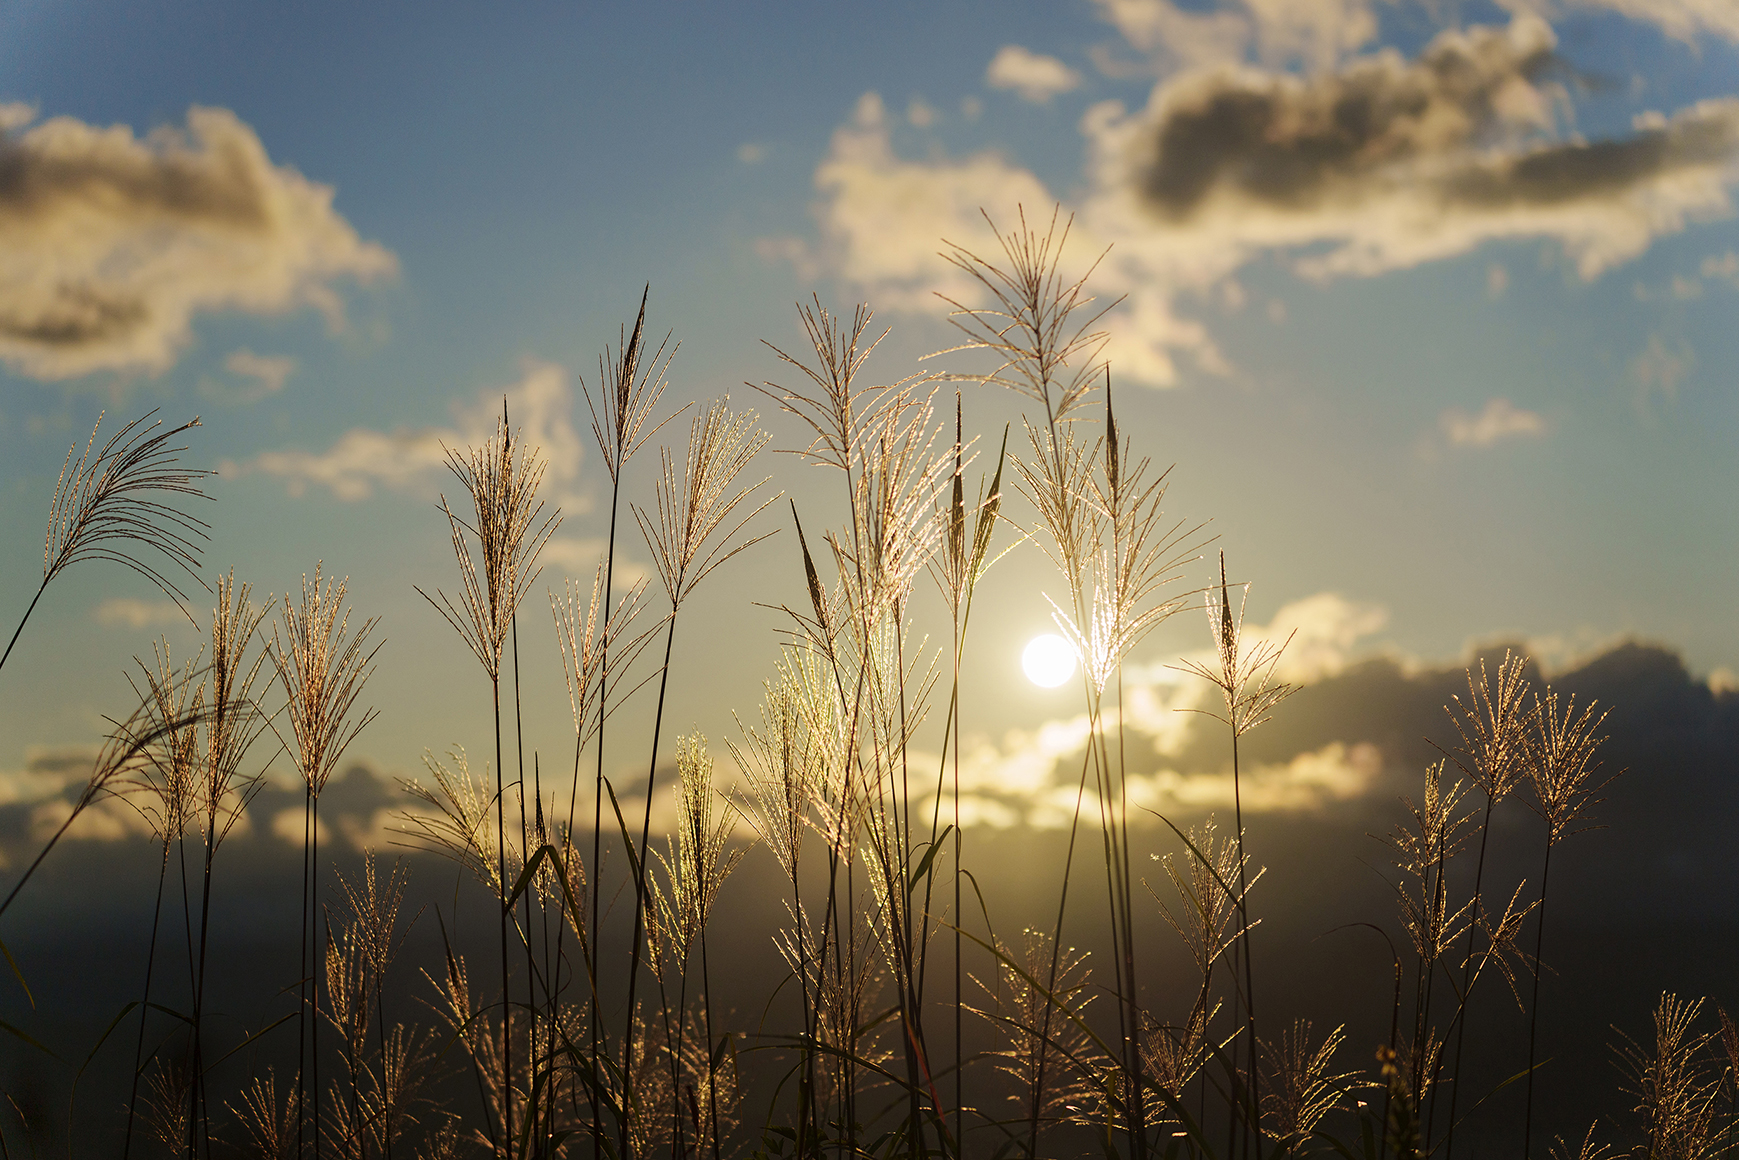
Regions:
[[1, 690, 199, 919], [757, 297, 892, 474], [335, 855, 414, 983], [43, 409, 212, 603], [584, 284, 681, 481], [417, 408, 560, 680], [1260, 1020, 1350, 1141], [400, 747, 505, 893], [1445, 651, 1535, 803], [826, 387, 951, 625], [727, 660, 823, 881], [969, 929, 1103, 1133], [1528, 687, 1617, 844], [272, 565, 380, 798], [1384, 761, 1477, 962], [552, 566, 658, 746], [930, 205, 1117, 427], [1173, 557, 1295, 737], [1614, 993, 1724, 1157], [651, 734, 746, 956], [229, 1068, 299, 1160], [634, 397, 777, 607], [122, 639, 205, 844], [1548, 1123, 1614, 1160], [201, 570, 274, 849]]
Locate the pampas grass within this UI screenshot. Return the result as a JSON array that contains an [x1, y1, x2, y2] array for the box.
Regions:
[[0, 236, 1724, 1160]]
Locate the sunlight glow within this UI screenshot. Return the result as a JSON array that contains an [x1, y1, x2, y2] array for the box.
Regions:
[[1021, 633, 1077, 688]]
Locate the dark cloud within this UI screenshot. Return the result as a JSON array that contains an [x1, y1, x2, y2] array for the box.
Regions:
[[1142, 20, 1559, 218], [1124, 17, 1739, 279]]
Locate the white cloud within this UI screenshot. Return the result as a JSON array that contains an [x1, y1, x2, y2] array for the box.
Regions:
[[1487, 263, 1510, 298], [94, 597, 187, 629], [1571, 0, 1739, 44], [0, 105, 394, 380], [986, 45, 1083, 103], [1241, 0, 1378, 69], [1089, 0, 1250, 69], [244, 359, 584, 501], [907, 98, 939, 128], [1440, 397, 1546, 447], [737, 142, 768, 165], [795, 17, 1739, 388]]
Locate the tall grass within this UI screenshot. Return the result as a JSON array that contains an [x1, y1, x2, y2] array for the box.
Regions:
[[0, 208, 1720, 1160]]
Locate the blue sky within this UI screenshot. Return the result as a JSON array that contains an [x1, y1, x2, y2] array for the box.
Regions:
[[2, 0, 1738, 835]]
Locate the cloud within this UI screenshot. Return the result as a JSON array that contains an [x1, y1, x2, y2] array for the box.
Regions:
[[986, 46, 1082, 103], [244, 359, 584, 501], [0, 745, 99, 808], [1571, 0, 1739, 44], [797, 17, 1739, 387], [1090, 0, 1380, 73], [1126, 18, 1739, 281], [1487, 262, 1509, 297], [736, 142, 768, 165], [925, 590, 1392, 827], [1701, 250, 1739, 286], [807, 93, 1057, 313], [540, 535, 651, 589], [93, 597, 188, 629], [1440, 397, 1546, 447], [200, 348, 296, 404], [1087, 0, 1250, 71], [0, 104, 395, 381], [1632, 332, 1693, 404], [907, 98, 939, 128]]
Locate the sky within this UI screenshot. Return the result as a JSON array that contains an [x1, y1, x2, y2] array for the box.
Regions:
[[2, 0, 1739, 845]]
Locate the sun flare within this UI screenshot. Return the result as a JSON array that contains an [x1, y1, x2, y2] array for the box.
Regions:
[[1021, 633, 1077, 688]]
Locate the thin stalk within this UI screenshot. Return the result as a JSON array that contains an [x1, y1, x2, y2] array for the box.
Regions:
[[622, 614, 680, 1159], [313, 793, 324, 1160], [1028, 742, 1098, 1160], [1521, 840, 1554, 1160], [493, 676, 513, 1157], [123, 841, 173, 1160], [512, 611, 535, 1152], [1229, 725, 1259, 1159], [297, 791, 311, 1160], [0, 584, 47, 677], [1439, 798, 1494, 1160], [701, 930, 720, 1160]]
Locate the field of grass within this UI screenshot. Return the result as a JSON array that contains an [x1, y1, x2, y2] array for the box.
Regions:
[[1, 210, 1731, 1160]]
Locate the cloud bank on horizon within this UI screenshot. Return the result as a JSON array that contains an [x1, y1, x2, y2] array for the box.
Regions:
[[771, 1, 1739, 387]]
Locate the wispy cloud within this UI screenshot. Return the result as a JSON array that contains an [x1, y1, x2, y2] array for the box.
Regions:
[[94, 597, 188, 629], [1440, 398, 1546, 448], [199, 349, 296, 404], [1632, 332, 1694, 407], [986, 46, 1082, 103], [241, 359, 584, 501], [1571, 0, 1739, 44], [0, 104, 394, 381]]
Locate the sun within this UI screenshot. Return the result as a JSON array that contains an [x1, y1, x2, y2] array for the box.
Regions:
[[1021, 633, 1077, 688]]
